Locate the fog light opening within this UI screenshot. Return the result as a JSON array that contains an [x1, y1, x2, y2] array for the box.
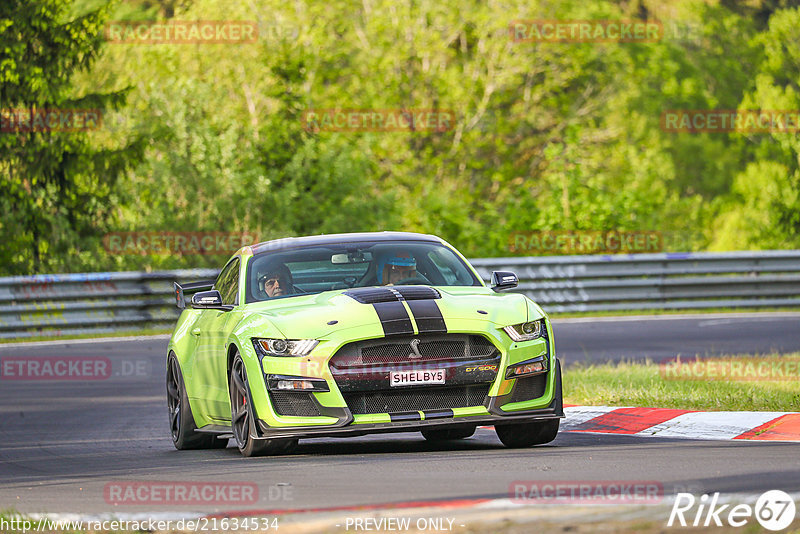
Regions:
[[277, 379, 315, 390], [506, 359, 548, 379]]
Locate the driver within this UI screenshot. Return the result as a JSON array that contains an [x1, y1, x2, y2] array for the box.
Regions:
[[379, 251, 417, 286], [257, 263, 293, 298]]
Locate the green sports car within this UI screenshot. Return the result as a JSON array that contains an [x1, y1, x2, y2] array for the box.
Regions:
[[167, 232, 563, 456]]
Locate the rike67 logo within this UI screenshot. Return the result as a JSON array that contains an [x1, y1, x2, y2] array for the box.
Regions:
[[668, 490, 796, 531]]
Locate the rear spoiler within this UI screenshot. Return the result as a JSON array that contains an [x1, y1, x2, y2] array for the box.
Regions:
[[174, 280, 215, 309]]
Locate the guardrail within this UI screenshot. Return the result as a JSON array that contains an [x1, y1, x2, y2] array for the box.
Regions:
[[470, 250, 800, 313], [1, 251, 799, 338], [0, 270, 218, 339]]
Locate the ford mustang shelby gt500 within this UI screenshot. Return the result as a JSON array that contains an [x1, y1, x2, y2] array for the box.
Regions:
[[167, 232, 563, 456]]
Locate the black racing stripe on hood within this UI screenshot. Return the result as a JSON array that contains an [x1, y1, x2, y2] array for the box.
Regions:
[[405, 299, 447, 334], [373, 301, 414, 336], [344, 286, 443, 336]]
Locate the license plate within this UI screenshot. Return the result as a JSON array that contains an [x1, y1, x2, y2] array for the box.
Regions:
[[390, 369, 445, 387]]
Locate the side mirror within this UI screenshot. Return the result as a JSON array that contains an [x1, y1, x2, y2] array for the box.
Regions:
[[491, 271, 518, 292], [191, 290, 233, 310]]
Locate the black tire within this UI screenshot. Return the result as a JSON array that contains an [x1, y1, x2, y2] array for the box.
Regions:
[[229, 352, 298, 457], [166, 353, 229, 450], [495, 419, 560, 448], [421, 426, 476, 441]]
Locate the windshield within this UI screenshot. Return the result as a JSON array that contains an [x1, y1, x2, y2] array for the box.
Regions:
[[245, 240, 481, 303]]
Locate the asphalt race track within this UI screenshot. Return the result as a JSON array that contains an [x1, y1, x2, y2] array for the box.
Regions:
[[1, 313, 799, 516], [554, 312, 800, 363]]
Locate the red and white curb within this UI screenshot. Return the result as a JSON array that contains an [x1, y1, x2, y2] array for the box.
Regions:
[[563, 406, 800, 441]]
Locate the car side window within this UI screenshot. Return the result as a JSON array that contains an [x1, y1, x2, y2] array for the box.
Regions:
[[427, 250, 457, 284], [215, 258, 240, 306]]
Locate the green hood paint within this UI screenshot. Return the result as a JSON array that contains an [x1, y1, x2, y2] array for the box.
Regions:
[[233, 286, 537, 340]]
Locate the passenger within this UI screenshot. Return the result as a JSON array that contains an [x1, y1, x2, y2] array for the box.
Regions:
[[379, 251, 417, 286]]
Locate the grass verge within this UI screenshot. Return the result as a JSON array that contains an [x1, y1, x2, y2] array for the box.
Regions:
[[563, 353, 800, 411]]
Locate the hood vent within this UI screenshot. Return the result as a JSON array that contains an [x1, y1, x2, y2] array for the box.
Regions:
[[343, 287, 398, 304], [344, 286, 441, 304], [393, 286, 441, 300]]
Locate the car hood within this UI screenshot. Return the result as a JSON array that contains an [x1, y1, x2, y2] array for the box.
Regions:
[[243, 286, 537, 339]]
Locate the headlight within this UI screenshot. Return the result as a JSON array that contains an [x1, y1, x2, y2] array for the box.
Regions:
[[253, 338, 319, 357], [503, 319, 545, 342]]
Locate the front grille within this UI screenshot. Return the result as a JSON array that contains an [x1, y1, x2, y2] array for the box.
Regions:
[[343, 384, 490, 414], [331, 334, 498, 368], [269, 391, 321, 417], [508, 374, 547, 404], [360, 339, 462, 364]]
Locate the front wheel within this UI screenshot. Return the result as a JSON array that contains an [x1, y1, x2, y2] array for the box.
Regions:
[[495, 419, 560, 448], [166, 353, 228, 450], [229, 352, 297, 457]]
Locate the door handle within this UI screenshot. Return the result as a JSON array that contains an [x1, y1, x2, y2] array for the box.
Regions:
[[191, 328, 201, 336]]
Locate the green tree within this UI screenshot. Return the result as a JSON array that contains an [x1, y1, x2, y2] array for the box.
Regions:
[[0, 0, 143, 274], [711, 6, 800, 249]]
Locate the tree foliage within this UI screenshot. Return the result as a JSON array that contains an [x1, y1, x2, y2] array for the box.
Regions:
[[0, 0, 143, 273], [1, 0, 799, 274]]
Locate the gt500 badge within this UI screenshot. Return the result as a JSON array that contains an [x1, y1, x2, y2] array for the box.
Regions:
[[466, 365, 497, 372]]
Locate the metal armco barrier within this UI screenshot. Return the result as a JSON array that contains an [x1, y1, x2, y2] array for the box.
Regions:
[[470, 250, 800, 313], [0, 269, 218, 339], [1, 251, 799, 338]]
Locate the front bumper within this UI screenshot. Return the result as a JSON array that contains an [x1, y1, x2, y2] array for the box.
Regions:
[[241, 321, 561, 438], [250, 358, 564, 441]]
